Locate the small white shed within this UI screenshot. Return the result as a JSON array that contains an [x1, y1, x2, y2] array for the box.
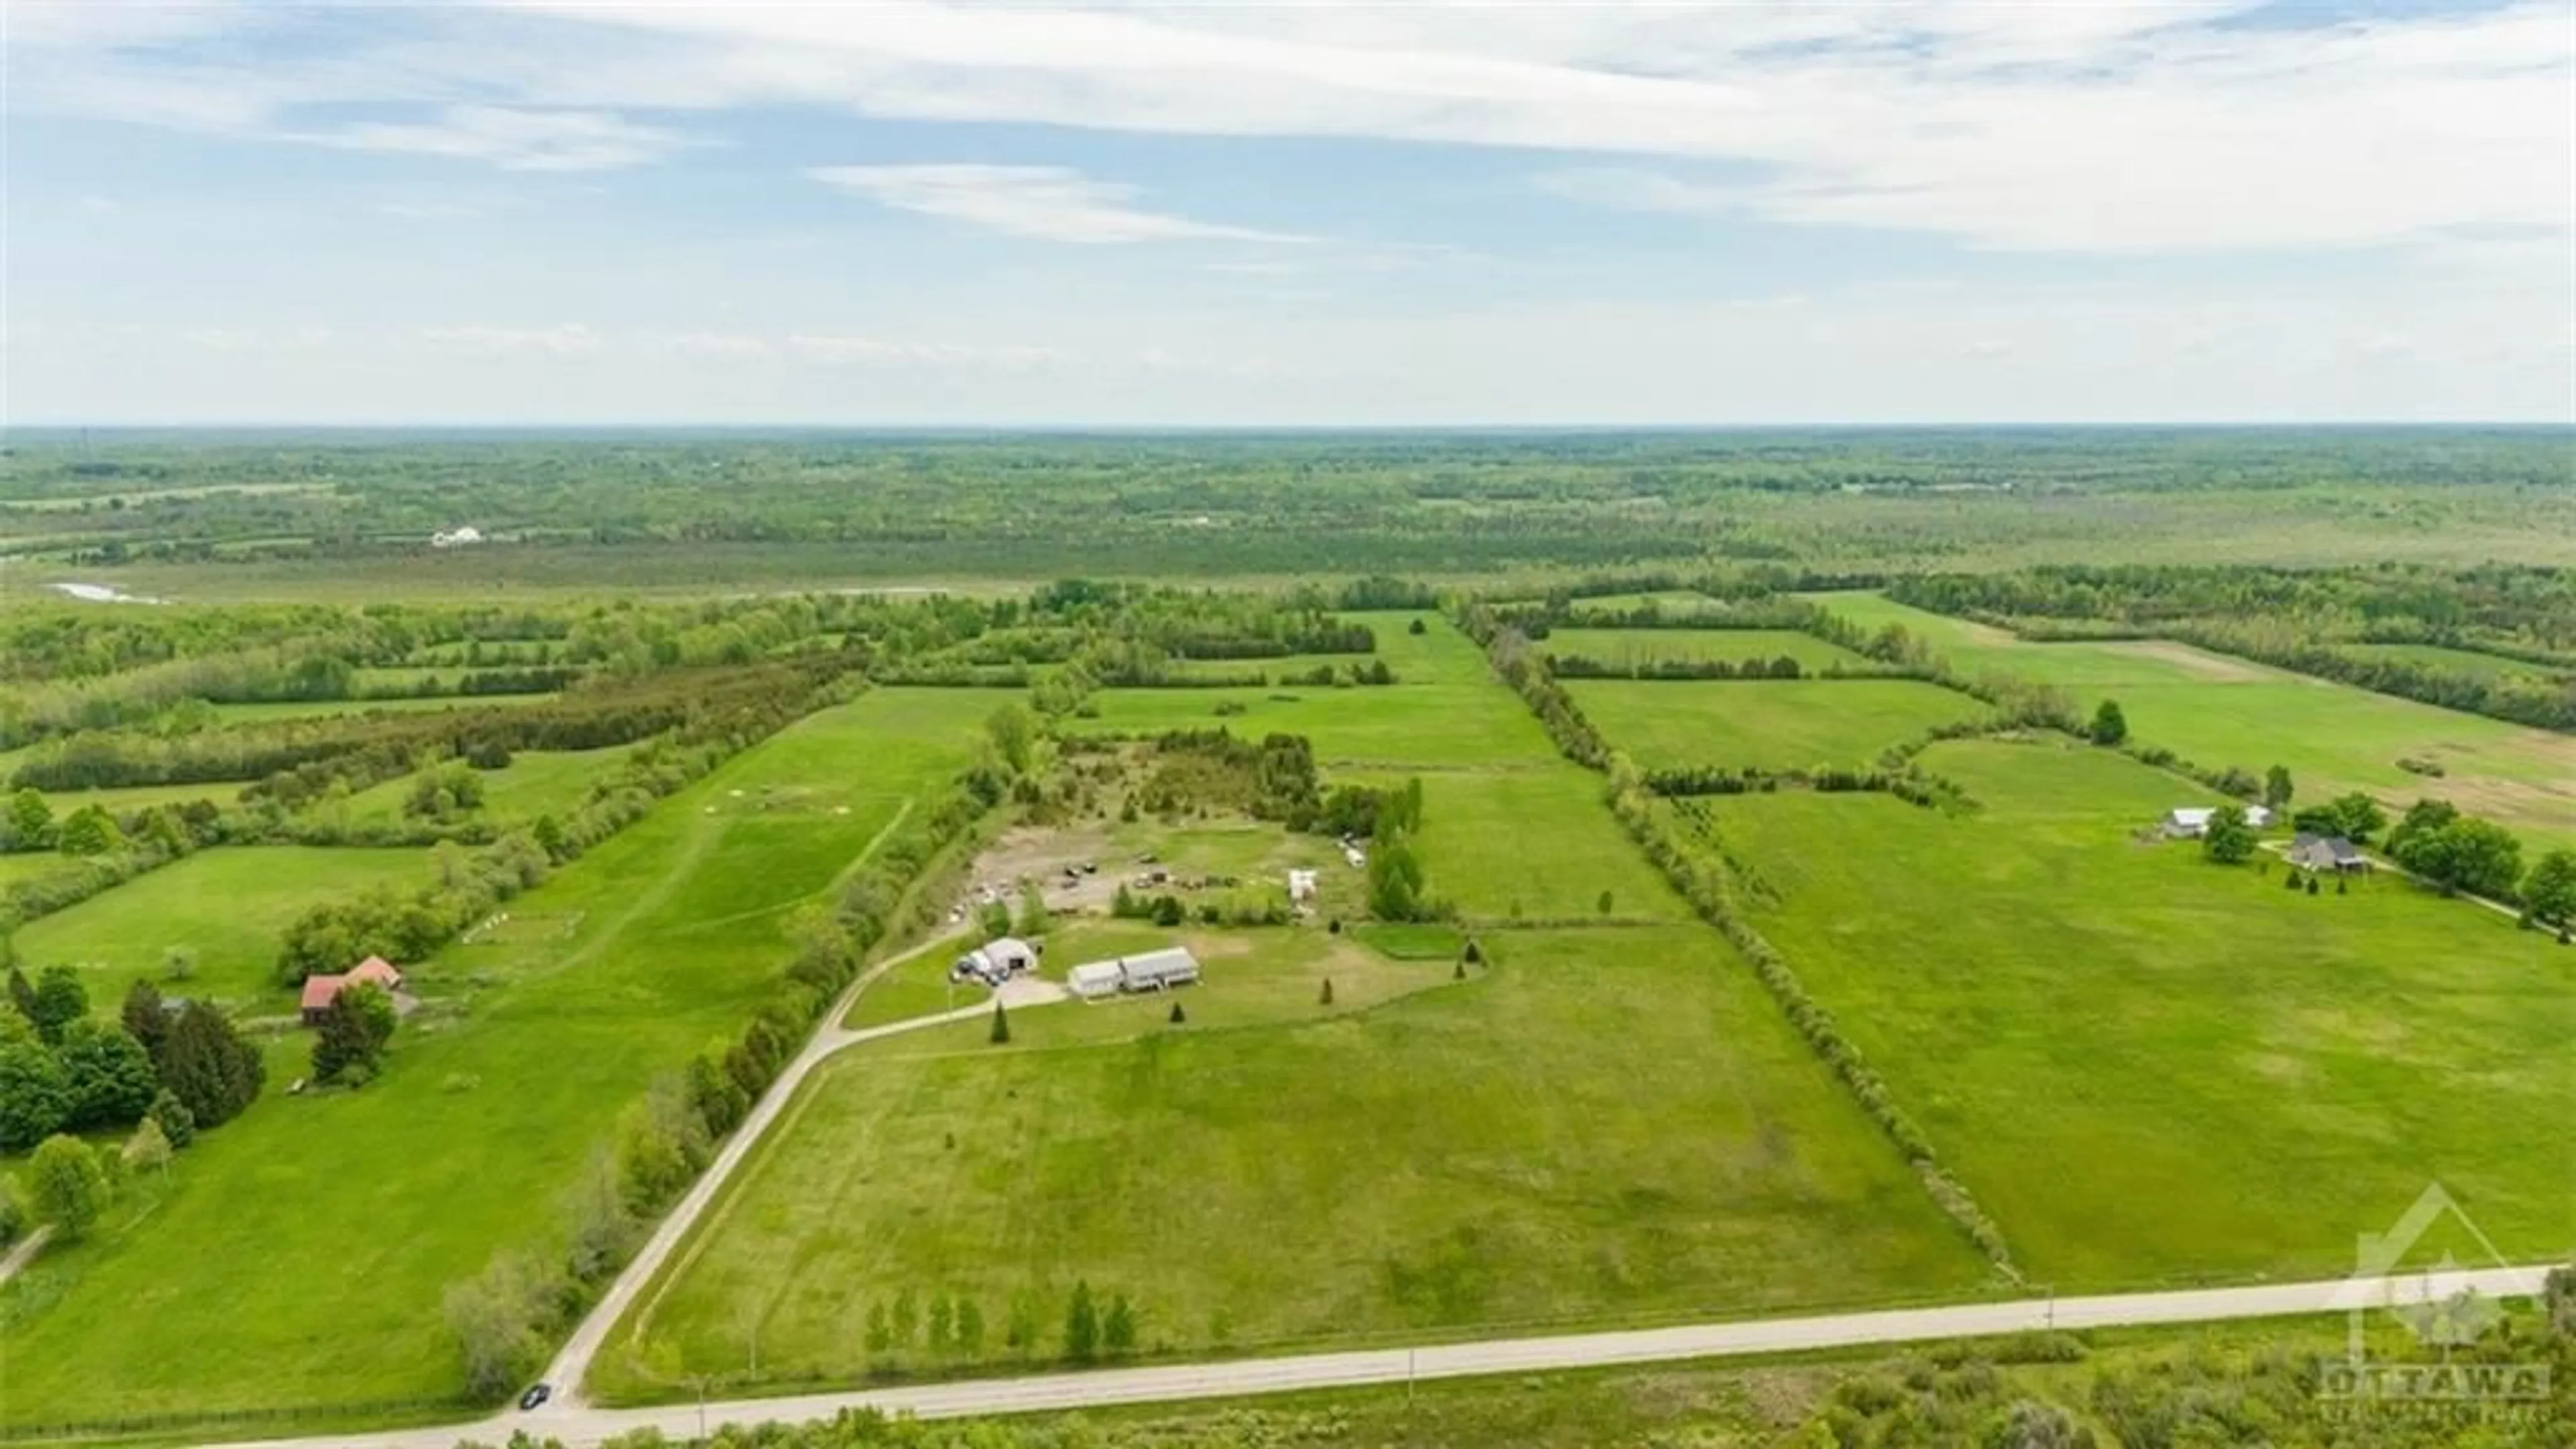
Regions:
[[1287, 868, 1319, 903]]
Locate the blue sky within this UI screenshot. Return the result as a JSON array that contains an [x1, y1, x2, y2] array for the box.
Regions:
[[5, 0, 2569, 425]]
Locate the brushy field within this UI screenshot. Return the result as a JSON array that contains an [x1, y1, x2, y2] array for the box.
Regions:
[[11, 846, 436, 1008], [340, 745, 635, 828], [2345, 641, 2569, 684], [1570, 678, 1990, 772], [1544, 628, 1867, 672], [1807, 592, 2576, 851], [1698, 736, 2576, 1288], [0, 689, 996, 1426], [593, 925, 1988, 1401]]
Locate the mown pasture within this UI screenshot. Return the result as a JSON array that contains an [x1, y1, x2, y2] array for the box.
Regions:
[[1699, 736, 2576, 1287], [1807, 592, 2576, 851], [1408, 765, 1690, 923], [11, 846, 435, 1008], [1570, 679, 1990, 773], [0, 689, 995, 1426], [593, 925, 1988, 1401], [1544, 627, 1868, 672], [1062, 686, 1558, 769]]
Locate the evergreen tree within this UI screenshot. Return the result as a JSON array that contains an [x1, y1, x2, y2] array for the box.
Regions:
[[28, 967, 89, 1045], [58, 1021, 158, 1131], [148, 1088, 196, 1149], [311, 981, 397, 1084], [0, 1030, 71, 1151], [989, 1002, 1011, 1045], [1103, 1294, 1136, 1356], [160, 1002, 265, 1129], [1064, 1281, 1099, 1362], [2088, 699, 2128, 745]]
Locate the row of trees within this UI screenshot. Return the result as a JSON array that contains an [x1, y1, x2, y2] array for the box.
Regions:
[[859, 1282, 1140, 1366]]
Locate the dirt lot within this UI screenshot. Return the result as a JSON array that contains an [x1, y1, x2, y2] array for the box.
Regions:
[[2092, 639, 2277, 682]]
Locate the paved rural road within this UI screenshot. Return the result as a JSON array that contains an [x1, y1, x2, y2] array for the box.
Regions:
[[216, 1262, 2559, 1449], [535, 942, 1066, 1404]]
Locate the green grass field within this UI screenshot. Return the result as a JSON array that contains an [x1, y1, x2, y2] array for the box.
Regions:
[[0, 689, 997, 1425], [1065, 684, 1558, 769], [1805, 593, 2576, 851], [340, 746, 633, 828], [11, 847, 435, 1009], [1698, 736, 2576, 1287], [1570, 678, 1991, 773], [593, 924, 1988, 1401], [1544, 628, 1867, 672], [1410, 765, 1689, 923]]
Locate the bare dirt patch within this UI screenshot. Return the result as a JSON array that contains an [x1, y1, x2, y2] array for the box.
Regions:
[[2432, 773, 2576, 836], [959, 824, 1126, 912], [2090, 639, 2275, 682]]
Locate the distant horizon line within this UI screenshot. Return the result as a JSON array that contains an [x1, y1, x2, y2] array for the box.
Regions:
[[5, 421, 2571, 435]]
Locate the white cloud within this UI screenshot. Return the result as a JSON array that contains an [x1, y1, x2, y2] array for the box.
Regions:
[[785, 333, 1076, 370], [417, 323, 606, 356], [313, 105, 684, 172], [18, 3, 2567, 254], [808, 164, 1301, 245]]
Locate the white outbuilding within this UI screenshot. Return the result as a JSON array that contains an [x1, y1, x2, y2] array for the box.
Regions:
[[1287, 868, 1319, 904], [1118, 947, 1201, 993], [1067, 961, 1126, 1000]]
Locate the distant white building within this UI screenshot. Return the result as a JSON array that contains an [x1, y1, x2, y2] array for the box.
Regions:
[[1287, 868, 1319, 904], [2161, 804, 2269, 839], [1067, 961, 1126, 1000], [430, 525, 486, 549]]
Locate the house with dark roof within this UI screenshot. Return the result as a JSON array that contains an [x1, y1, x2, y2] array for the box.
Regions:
[[2289, 833, 2369, 873]]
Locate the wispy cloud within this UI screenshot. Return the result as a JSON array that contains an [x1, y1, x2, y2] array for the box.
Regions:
[[313, 106, 685, 172], [808, 164, 1303, 246], [417, 323, 606, 356]]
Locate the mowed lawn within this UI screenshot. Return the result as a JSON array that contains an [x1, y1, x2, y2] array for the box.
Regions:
[[597, 926, 1988, 1401], [1544, 628, 1868, 672], [1807, 592, 2576, 851], [0, 689, 996, 1426], [12, 847, 435, 1008], [1065, 684, 1556, 768], [1571, 679, 1990, 773], [1699, 737, 2576, 1288]]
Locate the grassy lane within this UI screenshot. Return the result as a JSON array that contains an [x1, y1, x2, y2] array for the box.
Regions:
[[0, 690, 996, 1426]]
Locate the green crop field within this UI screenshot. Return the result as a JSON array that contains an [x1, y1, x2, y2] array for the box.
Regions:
[[1544, 628, 1867, 672], [341, 746, 633, 828], [1805, 593, 2576, 851], [0, 688, 996, 1426], [11, 847, 436, 1008], [1570, 678, 1991, 772], [1696, 736, 2576, 1288], [593, 925, 1986, 1402]]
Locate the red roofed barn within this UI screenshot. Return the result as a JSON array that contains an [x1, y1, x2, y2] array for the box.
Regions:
[[300, 957, 407, 1026]]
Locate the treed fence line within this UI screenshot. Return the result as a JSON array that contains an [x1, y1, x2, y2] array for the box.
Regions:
[[1450, 594, 2023, 1284]]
